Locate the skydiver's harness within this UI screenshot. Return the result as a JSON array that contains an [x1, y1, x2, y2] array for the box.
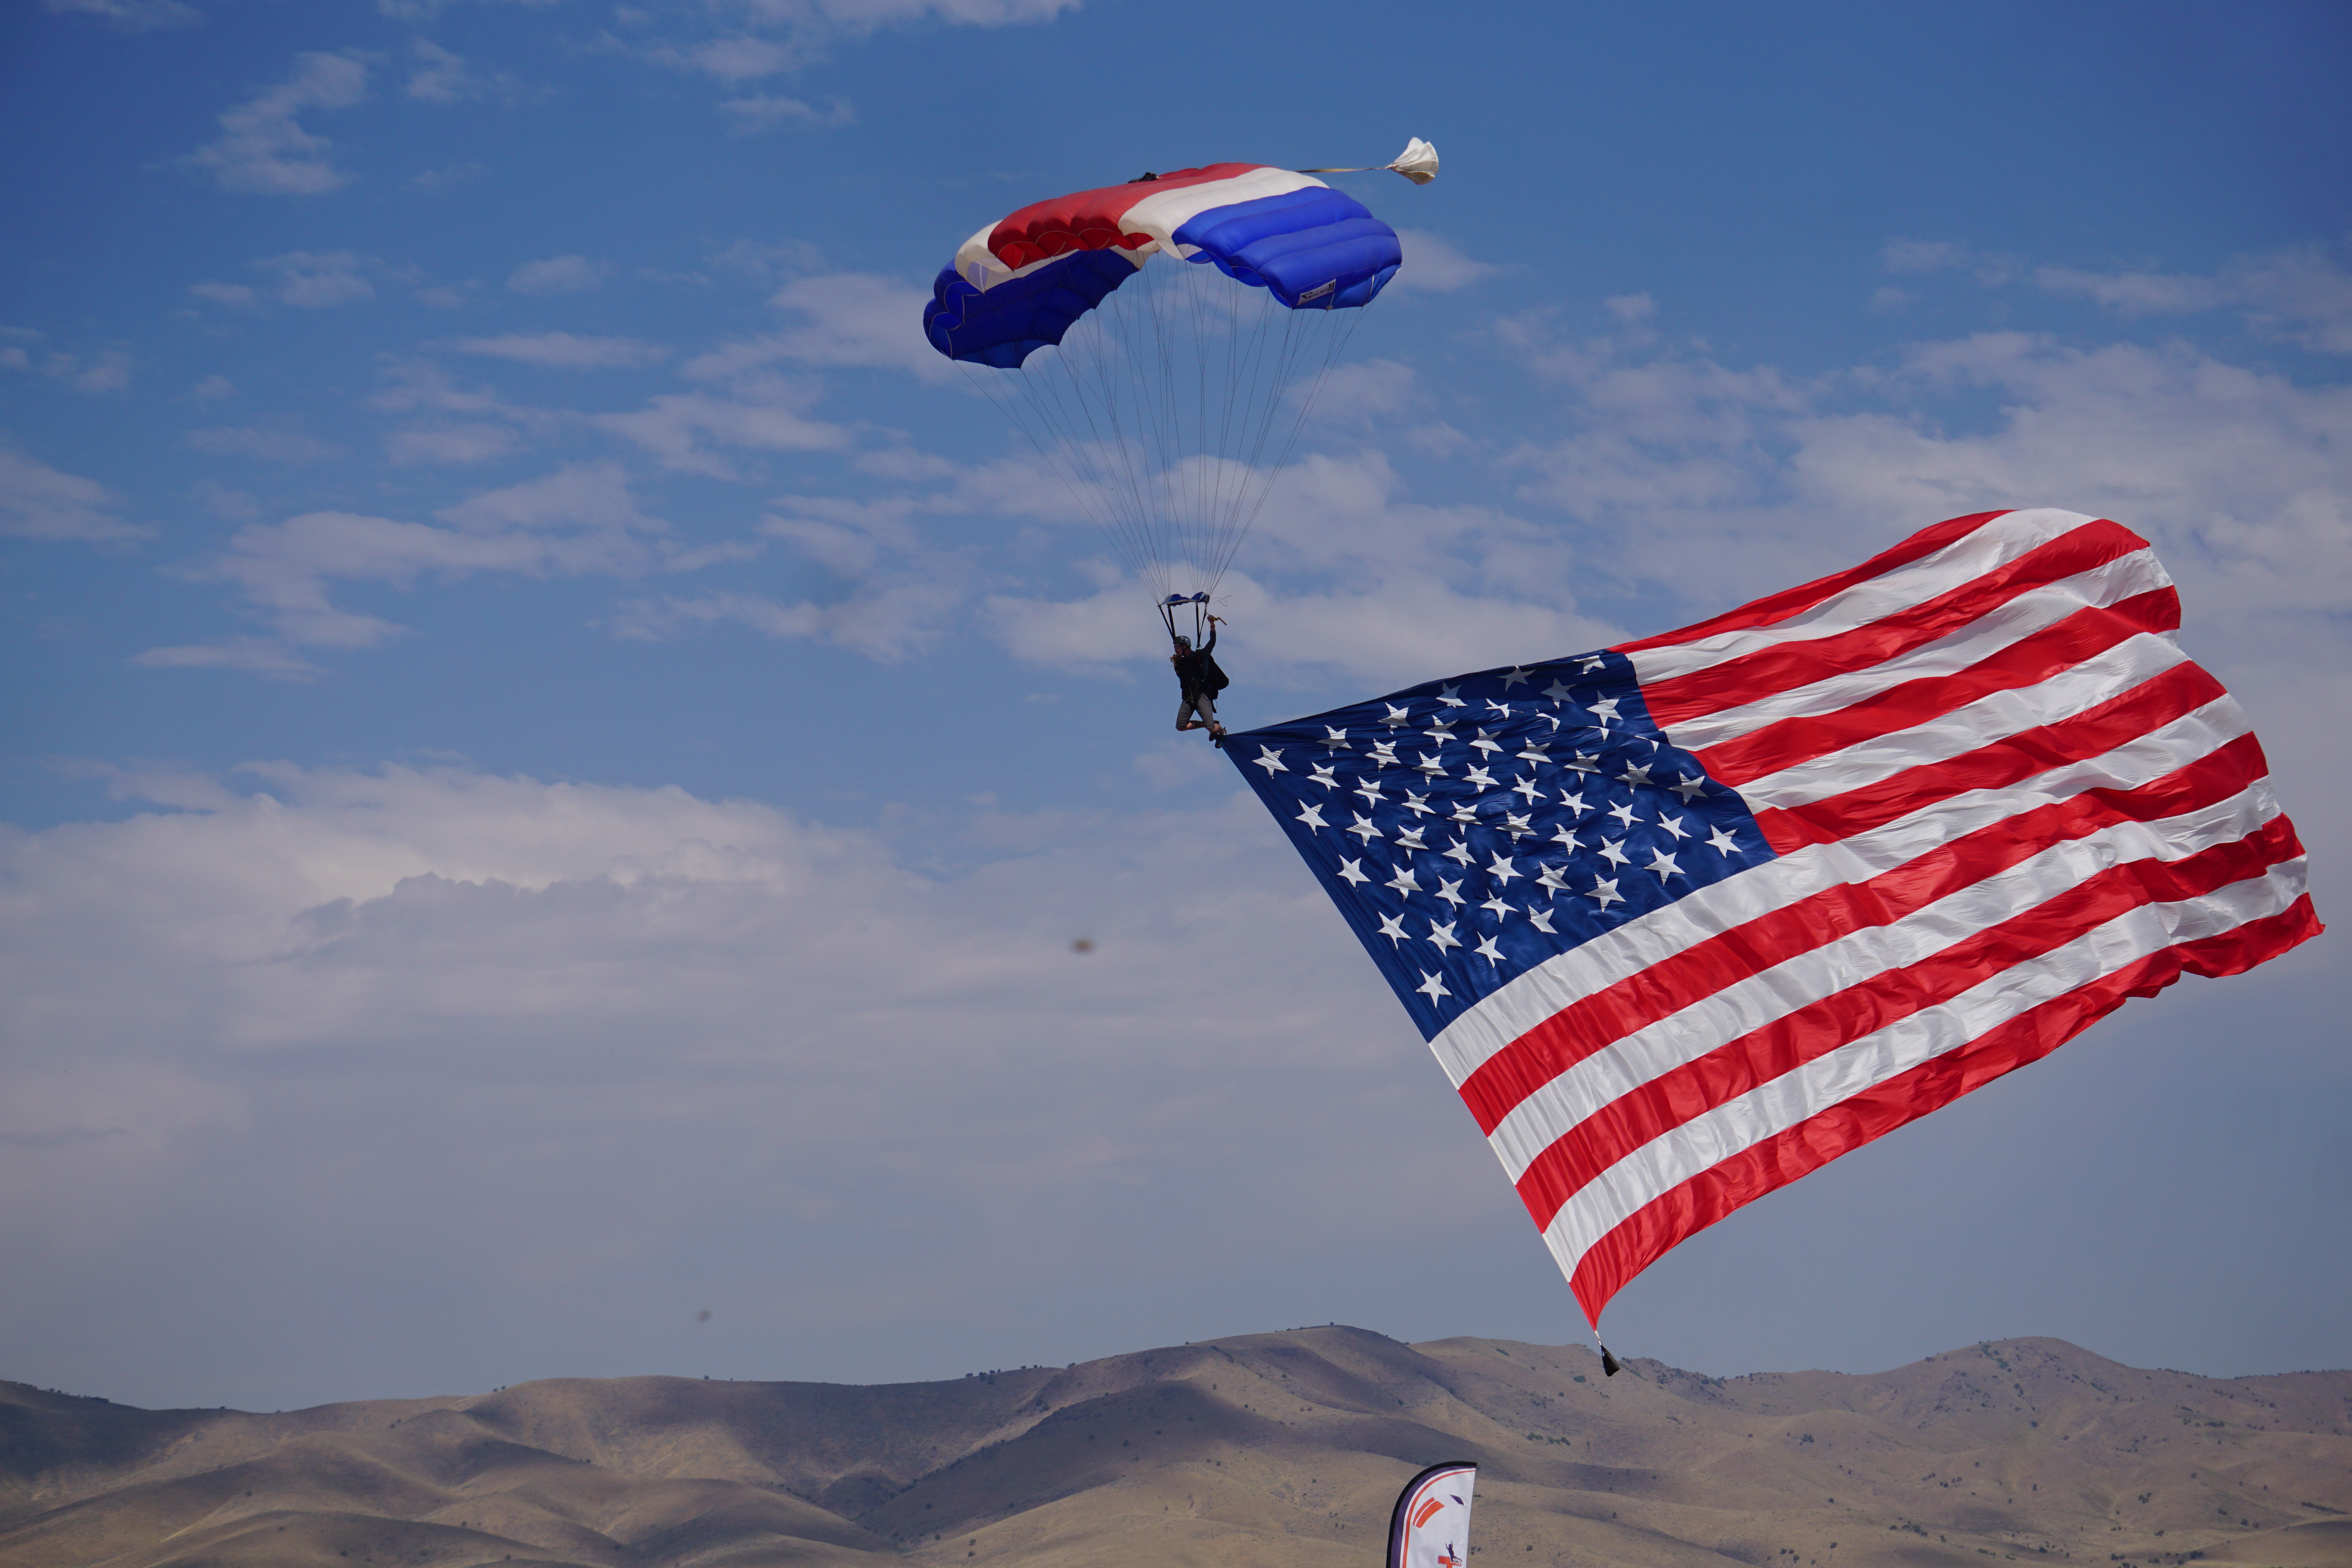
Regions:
[[1162, 592, 1229, 701]]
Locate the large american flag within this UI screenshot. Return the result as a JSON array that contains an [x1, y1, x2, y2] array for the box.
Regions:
[[1227, 508, 2319, 1327]]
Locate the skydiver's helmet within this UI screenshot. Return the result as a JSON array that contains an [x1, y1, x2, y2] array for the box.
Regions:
[[1172, 636, 1192, 652]]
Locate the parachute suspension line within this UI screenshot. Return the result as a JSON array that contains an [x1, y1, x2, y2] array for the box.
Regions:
[[962, 364, 1095, 548], [962, 252, 1376, 605], [1197, 266, 1289, 592], [1058, 289, 1151, 579], [1218, 289, 1308, 579], [1137, 253, 1189, 585], [990, 324, 1165, 599], [1051, 288, 1165, 595], [1230, 297, 1368, 560]]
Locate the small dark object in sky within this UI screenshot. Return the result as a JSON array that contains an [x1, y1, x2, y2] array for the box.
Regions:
[[1601, 1347, 1622, 1377], [696, 1308, 711, 1323], [1071, 938, 1094, 953]]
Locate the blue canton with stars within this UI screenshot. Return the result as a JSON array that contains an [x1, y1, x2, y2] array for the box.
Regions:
[[1227, 651, 1781, 1040]]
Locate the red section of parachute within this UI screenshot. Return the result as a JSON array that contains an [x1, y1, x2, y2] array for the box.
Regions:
[[985, 163, 1266, 270]]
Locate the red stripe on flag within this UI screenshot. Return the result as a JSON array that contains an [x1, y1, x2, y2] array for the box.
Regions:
[[1564, 896, 2323, 1322], [1613, 512, 2012, 657], [1642, 521, 2151, 728], [987, 163, 1261, 270], [1753, 661, 2229, 853], [1513, 816, 2307, 1232], [1457, 733, 2271, 1135], [1694, 588, 2183, 787]]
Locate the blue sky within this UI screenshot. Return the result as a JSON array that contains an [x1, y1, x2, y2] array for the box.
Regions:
[[4, 0, 2348, 1412]]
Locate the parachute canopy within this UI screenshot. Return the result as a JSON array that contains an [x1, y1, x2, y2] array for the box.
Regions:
[[925, 163, 1403, 369], [923, 156, 1423, 602]]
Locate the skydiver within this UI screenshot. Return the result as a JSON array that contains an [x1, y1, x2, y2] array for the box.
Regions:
[[1171, 615, 1228, 743]]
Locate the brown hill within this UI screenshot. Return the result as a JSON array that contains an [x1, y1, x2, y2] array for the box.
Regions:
[[3, 1330, 2346, 1568]]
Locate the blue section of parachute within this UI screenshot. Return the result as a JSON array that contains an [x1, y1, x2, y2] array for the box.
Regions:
[[1169, 187, 1401, 310], [926, 187, 1403, 368], [924, 250, 1139, 370]]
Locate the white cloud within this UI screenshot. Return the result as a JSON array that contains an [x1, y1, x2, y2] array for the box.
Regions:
[[718, 92, 855, 130], [617, 582, 953, 659], [975, 448, 1616, 686], [1309, 359, 1419, 423], [377, 0, 559, 16], [42, 0, 201, 29], [71, 355, 131, 395], [383, 424, 523, 465], [0, 447, 147, 541], [615, 0, 1081, 113], [157, 465, 671, 662], [451, 332, 669, 368], [405, 38, 537, 105], [3, 331, 131, 395], [0, 757, 1475, 1403], [260, 250, 378, 308], [1489, 303, 2352, 875], [507, 254, 608, 294], [408, 162, 490, 193], [185, 53, 368, 197], [1880, 237, 1970, 274], [2034, 246, 2352, 354], [8, 345, 133, 396], [2232, 247, 2352, 354], [1499, 309, 2352, 610], [131, 637, 323, 678], [2034, 265, 2226, 318], [191, 375, 235, 402], [183, 425, 341, 463], [189, 281, 259, 309], [619, 492, 958, 658], [706, 238, 825, 278], [649, 34, 797, 80], [1387, 229, 1502, 294], [1889, 238, 2352, 355], [683, 272, 944, 384], [435, 461, 664, 536], [723, 0, 1081, 27], [594, 377, 849, 477], [1301, 359, 1468, 456], [368, 357, 557, 433]]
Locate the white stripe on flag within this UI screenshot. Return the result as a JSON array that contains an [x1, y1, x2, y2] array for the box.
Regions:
[[1661, 548, 2176, 753], [1425, 694, 2258, 1088], [1484, 782, 2283, 1182], [1731, 630, 2191, 810], [1623, 509, 2093, 686], [1539, 859, 2308, 1276]]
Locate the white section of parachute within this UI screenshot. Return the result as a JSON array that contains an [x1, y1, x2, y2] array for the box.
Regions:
[[952, 167, 1333, 293]]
